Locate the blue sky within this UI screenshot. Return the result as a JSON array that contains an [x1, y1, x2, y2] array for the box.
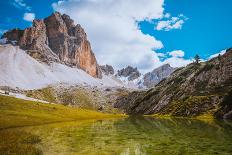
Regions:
[[0, 0, 231, 71], [140, 0, 232, 60]]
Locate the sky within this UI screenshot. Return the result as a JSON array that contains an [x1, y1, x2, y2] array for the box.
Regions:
[[0, 0, 231, 73]]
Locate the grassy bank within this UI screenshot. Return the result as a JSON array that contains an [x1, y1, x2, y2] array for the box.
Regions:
[[0, 95, 125, 129]]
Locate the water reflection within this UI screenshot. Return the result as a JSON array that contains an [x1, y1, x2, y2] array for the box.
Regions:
[[1, 117, 232, 155]]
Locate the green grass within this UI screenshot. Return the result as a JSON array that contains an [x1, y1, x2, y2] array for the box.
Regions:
[[159, 96, 216, 117], [0, 130, 42, 155], [26, 87, 57, 103], [58, 89, 96, 109], [0, 95, 126, 129]]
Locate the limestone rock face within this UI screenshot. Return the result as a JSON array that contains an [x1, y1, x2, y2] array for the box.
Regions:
[[143, 64, 176, 88], [3, 12, 101, 78]]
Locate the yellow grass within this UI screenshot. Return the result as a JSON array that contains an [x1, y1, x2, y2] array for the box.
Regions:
[[0, 95, 126, 129]]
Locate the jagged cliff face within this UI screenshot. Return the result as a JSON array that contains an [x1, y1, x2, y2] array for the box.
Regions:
[[143, 64, 176, 88], [115, 49, 232, 119], [100, 64, 114, 75], [117, 66, 141, 81], [3, 12, 101, 78]]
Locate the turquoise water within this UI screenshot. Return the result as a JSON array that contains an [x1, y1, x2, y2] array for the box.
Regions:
[[1, 117, 232, 155]]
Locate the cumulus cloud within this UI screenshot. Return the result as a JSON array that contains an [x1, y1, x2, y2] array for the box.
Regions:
[[159, 50, 191, 67], [12, 0, 31, 11], [52, 0, 165, 73], [169, 50, 185, 57], [163, 57, 192, 68], [23, 13, 35, 22], [156, 14, 187, 31], [209, 50, 226, 59], [52, 0, 191, 73]]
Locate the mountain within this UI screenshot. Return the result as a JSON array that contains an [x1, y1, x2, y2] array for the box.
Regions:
[[99, 65, 176, 88], [2, 12, 101, 78], [115, 65, 176, 88], [115, 49, 232, 119], [100, 64, 114, 75], [143, 64, 176, 88], [116, 66, 141, 81]]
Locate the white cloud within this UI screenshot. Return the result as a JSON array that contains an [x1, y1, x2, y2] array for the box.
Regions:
[[52, 0, 165, 73], [163, 57, 192, 68], [157, 53, 166, 57], [156, 15, 187, 31], [159, 50, 192, 68], [169, 50, 185, 57], [209, 50, 226, 59], [52, 0, 191, 73], [164, 13, 171, 18], [23, 13, 35, 22], [0, 29, 7, 35], [12, 0, 31, 11]]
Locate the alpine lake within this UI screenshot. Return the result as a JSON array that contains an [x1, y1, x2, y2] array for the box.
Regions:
[[1, 117, 232, 155]]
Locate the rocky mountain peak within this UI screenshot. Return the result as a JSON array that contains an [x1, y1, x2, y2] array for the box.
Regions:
[[100, 65, 114, 75], [117, 66, 141, 81], [143, 64, 176, 88], [2, 12, 102, 78]]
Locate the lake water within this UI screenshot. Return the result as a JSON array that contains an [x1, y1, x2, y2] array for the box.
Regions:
[[1, 117, 232, 155]]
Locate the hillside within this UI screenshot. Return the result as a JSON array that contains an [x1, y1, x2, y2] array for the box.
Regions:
[[115, 49, 232, 119]]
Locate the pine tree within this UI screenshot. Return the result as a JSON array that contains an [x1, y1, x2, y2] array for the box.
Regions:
[[194, 54, 200, 64]]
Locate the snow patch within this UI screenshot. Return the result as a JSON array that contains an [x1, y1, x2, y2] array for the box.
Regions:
[[0, 45, 126, 90], [0, 38, 7, 44]]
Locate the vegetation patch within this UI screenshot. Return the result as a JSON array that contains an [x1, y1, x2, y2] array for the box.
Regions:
[[0, 130, 42, 155], [161, 96, 214, 117], [26, 87, 56, 103], [215, 90, 232, 119], [58, 89, 95, 109]]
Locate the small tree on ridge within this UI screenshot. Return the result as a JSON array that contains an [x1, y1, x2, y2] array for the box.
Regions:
[[194, 54, 200, 64]]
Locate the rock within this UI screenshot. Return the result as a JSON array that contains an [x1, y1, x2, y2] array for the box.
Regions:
[[2, 12, 101, 78], [115, 49, 232, 118], [117, 66, 141, 81], [100, 64, 114, 75], [143, 64, 176, 88], [105, 88, 111, 91]]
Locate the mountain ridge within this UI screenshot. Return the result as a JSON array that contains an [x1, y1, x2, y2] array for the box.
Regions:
[[115, 49, 232, 119]]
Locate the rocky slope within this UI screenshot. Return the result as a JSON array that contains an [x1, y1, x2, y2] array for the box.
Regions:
[[115, 49, 232, 119], [143, 64, 176, 88], [25, 85, 130, 113], [2, 12, 101, 78], [0, 45, 123, 90]]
